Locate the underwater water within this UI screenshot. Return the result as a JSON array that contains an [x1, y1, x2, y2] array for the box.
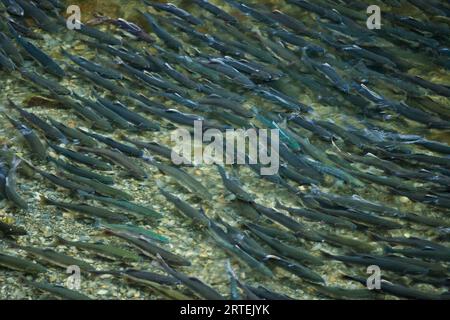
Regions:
[[0, 0, 449, 300]]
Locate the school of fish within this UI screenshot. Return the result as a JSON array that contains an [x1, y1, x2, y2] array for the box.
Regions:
[[0, 0, 449, 300]]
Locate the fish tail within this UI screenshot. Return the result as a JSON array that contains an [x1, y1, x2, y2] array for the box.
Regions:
[[90, 270, 120, 276], [50, 235, 66, 247], [319, 250, 334, 259], [7, 22, 19, 39], [17, 156, 37, 172], [4, 238, 20, 248], [155, 253, 174, 275], [340, 273, 360, 282], [262, 254, 281, 262], [10, 156, 21, 171], [39, 195, 53, 206], [0, 112, 13, 123], [92, 218, 104, 229], [60, 48, 70, 57], [6, 98, 19, 110]]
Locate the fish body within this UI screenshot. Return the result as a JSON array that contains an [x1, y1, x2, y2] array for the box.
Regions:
[[55, 236, 141, 262], [19, 68, 70, 95], [86, 41, 149, 69], [0, 220, 27, 237], [344, 275, 449, 300], [100, 222, 169, 243], [0, 31, 23, 65], [216, 165, 254, 202], [1, 0, 24, 16], [144, 1, 203, 25], [158, 187, 209, 226], [48, 156, 114, 185], [61, 49, 123, 80], [266, 255, 324, 283], [42, 197, 129, 223], [76, 22, 122, 45], [81, 193, 163, 220], [5, 158, 28, 209], [80, 130, 143, 157], [48, 118, 97, 147], [325, 252, 429, 275], [14, 0, 58, 32], [12, 244, 95, 271], [248, 224, 323, 266], [252, 203, 322, 242], [0, 252, 46, 274], [123, 137, 191, 165], [0, 47, 15, 71], [23, 279, 91, 300], [276, 201, 357, 230], [49, 143, 112, 171], [62, 173, 132, 201], [10, 27, 64, 77], [7, 99, 67, 144], [2, 113, 47, 160], [78, 147, 147, 180], [192, 0, 238, 24], [67, 65, 131, 97], [31, 165, 95, 194], [110, 18, 155, 43], [95, 99, 159, 131], [89, 92, 134, 129], [107, 230, 190, 266], [139, 10, 182, 51], [157, 255, 224, 300], [146, 158, 212, 200]]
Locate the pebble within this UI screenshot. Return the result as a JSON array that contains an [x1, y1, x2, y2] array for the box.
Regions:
[[399, 196, 410, 204], [97, 289, 109, 295]]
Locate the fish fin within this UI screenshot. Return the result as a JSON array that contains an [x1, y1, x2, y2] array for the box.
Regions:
[[113, 56, 124, 65], [340, 273, 364, 284], [367, 232, 383, 242], [155, 179, 165, 189], [76, 190, 90, 198], [198, 207, 209, 220], [39, 195, 51, 206], [319, 250, 334, 259], [278, 118, 287, 129], [50, 235, 65, 247], [262, 254, 281, 262], [274, 199, 284, 210], [155, 253, 174, 275], [382, 245, 394, 254], [225, 260, 237, 279], [141, 150, 155, 161]]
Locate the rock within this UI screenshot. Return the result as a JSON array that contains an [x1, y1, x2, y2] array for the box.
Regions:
[[97, 289, 109, 295]]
